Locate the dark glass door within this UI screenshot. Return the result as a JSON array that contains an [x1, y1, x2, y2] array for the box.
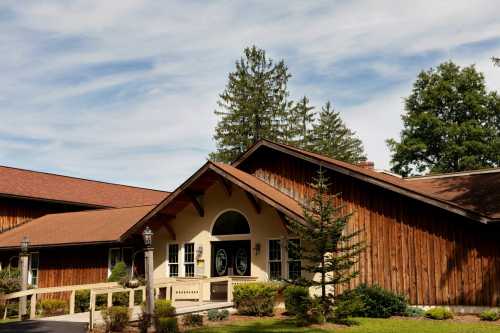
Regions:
[[211, 240, 251, 277]]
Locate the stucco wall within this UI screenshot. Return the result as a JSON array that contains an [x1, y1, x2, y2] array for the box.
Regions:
[[151, 181, 288, 281]]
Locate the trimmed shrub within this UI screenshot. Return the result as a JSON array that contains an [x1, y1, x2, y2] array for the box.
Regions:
[[425, 307, 453, 320], [102, 306, 130, 332], [112, 291, 129, 307], [37, 299, 68, 316], [154, 299, 176, 318], [75, 290, 90, 313], [479, 309, 499, 321], [233, 283, 277, 316], [284, 285, 311, 316], [182, 313, 203, 327], [207, 309, 229, 321], [337, 284, 407, 318], [0, 268, 21, 294], [404, 306, 425, 317], [108, 261, 129, 283], [333, 295, 364, 325], [156, 317, 178, 333]]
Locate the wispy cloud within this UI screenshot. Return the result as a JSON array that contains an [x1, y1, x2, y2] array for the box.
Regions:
[[0, 0, 499, 189]]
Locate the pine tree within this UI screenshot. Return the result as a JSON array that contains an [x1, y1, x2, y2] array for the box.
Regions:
[[210, 46, 291, 162], [284, 96, 315, 148], [310, 102, 367, 163], [493, 56, 500, 67], [287, 168, 364, 317]]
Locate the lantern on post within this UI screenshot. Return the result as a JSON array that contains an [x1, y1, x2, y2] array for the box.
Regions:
[[21, 236, 30, 254], [19, 236, 30, 319], [142, 226, 153, 248], [142, 226, 155, 323]]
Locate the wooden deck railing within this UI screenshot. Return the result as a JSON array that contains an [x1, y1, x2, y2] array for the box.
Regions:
[[0, 275, 258, 324]]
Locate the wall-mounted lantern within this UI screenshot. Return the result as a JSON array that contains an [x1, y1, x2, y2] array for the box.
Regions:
[[196, 245, 203, 259], [253, 242, 261, 256]]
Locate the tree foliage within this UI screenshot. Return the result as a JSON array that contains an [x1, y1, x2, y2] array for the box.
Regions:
[[493, 57, 500, 67], [286, 168, 364, 316], [310, 102, 367, 163], [387, 61, 500, 176], [211, 46, 367, 164], [210, 46, 291, 162]]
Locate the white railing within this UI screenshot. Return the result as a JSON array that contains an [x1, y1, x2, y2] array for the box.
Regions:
[[0, 275, 258, 324]]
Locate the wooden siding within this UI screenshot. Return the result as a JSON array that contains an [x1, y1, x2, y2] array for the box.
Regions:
[[0, 197, 91, 232], [241, 149, 500, 306]]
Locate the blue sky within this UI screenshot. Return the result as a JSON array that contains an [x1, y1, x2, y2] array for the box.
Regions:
[[0, 1, 499, 190]]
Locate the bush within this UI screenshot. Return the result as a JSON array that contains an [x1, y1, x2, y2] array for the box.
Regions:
[[233, 283, 277, 316], [75, 290, 90, 313], [182, 313, 203, 327], [404, 306, 425, 317], [0, 268, 21, 294], [154, 299, 176, 318], [37, 299, 68, 316], [102, 306, 130, 332], [337, 284, 407, 318], [96, 294, 108, 310], [207, 309, 229, 321], [156, 317, 178, 333], [112, 291, 130, 307], [333, 295, 364, 325], [425, 307, 453, 320], [284, 285, 311, 316], [108, 261, 129, 283], [479, 309, 499, 321]]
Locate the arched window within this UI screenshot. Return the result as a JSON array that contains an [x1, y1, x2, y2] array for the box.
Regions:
[[212, 211, 250, 235]]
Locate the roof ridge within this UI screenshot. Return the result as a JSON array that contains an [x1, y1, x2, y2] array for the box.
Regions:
[[405, 168, 500, 180], [0, 164, 170, 193]]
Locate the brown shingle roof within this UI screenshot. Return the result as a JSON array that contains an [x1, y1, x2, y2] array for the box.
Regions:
[[0, 165, 169, 208], [0, 205, 156, 249], [406, 171, 500, 219], [233, 140, 499, 223]]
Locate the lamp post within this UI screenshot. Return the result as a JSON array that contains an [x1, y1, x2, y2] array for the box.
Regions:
[[142, 226, 155, 321], [19, 236, 30, 319]]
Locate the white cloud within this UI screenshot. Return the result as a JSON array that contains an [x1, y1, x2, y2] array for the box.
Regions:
[[0, 0, 499, 188]]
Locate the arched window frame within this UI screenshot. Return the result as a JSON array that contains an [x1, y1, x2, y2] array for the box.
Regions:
[[210, 209, 251, 241]]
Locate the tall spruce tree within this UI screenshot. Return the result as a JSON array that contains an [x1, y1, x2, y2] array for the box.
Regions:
[[287, 168, 364, 317], [387, 61, 500, 176], [310, 102, 367, 163], [281, 96, 315, 148], [210, 46, 291, 162]]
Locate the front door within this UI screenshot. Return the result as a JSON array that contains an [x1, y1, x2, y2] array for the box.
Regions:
[[211, 240, 251, 277]]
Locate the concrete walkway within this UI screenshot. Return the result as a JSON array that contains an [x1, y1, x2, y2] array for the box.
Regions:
[[39, 301, 233, 324]]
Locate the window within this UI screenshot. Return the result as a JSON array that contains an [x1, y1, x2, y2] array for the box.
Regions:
[[212, 211, 250, 235], [29, 253, 39, 287], [168, 244, 179, 277], [287, 239, 301, 280], [268, 240, 281, 280], [184, 243, 195, 277], [108, 247, 133, 276]]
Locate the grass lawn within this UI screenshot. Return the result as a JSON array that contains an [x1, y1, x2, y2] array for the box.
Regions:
[[186, 317, 500, 333]]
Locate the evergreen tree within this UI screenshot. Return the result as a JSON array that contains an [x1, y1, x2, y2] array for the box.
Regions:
[[310, 102, 367, 163], [286, 96, 315, 148], [287, 168, 364, 317], [387, 61, 500, 176], [210, 46, 291, 162]]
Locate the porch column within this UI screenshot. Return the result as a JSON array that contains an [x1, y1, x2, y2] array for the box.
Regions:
[[142, 227, 155, 321], [19, 236, 30, 319]]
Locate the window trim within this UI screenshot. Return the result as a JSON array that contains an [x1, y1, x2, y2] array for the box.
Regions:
[[184, 242, 195, 277], [28, 252, 39, 287], [166, 243, 180, 277], [267, 238, 282, 280]]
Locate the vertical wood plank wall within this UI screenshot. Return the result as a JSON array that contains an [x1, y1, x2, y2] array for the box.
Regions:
[[242, 151, 500, 306], [0, 197, 91, 232]]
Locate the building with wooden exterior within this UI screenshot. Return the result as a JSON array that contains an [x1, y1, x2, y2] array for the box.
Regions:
[[0, 140, 498, 310]]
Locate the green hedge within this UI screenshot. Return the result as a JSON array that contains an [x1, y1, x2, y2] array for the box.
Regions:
[[102, 306, 130, 331], [336, 284, 407, 318], [37, 299, 68, 317], [233, 283, 277, 316], [425, 307, 453, 320]]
